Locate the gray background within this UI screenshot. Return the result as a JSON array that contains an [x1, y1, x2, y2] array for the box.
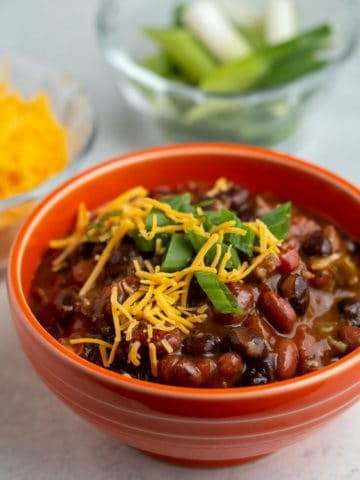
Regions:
[[1, 1, 359, 479]]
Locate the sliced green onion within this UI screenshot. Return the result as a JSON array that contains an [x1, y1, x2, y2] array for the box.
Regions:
[[145, 209, 173, 231], [200, 54, 268, 93], [257, 55, 328, 89], [85, 211, 121, 242], [131, 230, 156, 252], [194, 198, 217, 209], [261, 24, 332, 64], [186, 230, 240, 269], [237, 24, 266, 52], [173, 2, 186, 27], [182, 0, 253, 62], [218, 209, 255, 256], [187, 230, 207, 252], [138, 52, 174, 77], [264, 0, 298, 45], [144, 27, 216, 84], [195, 271, 242, 314], [217, 0, 262, 28], [161, 233, 194, 272], [197, 208, 255, 257], [261, 202, 291, 240], [163, 192, 195, 213], [200, 24, 331, 93]]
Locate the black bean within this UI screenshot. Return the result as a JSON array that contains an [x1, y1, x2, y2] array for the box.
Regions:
[[182, 332, 220, 356], [78, 241, 102, 259], [242, 356, 276, 386], [239, 207, 257, 222], [278, 273, 310, 315], [52, 287, 78, 322], [337, 297, 360, 326], [227, 326, 267, 359], [227, 186, 250, 213], [302, 231, 332, 257]]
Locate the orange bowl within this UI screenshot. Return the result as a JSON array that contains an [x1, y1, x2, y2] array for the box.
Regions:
[[7, 144, 360, 467]]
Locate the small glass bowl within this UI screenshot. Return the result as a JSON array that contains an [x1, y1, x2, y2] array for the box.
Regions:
[[0, 57, 96, 268], [96, 0, 359, 147]]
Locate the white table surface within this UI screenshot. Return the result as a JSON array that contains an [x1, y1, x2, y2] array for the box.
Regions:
[[1, 1, 359, 479]]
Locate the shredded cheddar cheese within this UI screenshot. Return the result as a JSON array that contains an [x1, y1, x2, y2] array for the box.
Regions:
[[0, 64, 69, 202], [62, 180, 285, 376]]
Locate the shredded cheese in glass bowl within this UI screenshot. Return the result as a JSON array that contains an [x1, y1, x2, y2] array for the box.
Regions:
[[0, 57, 96, 268]]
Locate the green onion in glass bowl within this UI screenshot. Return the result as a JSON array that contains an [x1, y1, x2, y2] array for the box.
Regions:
[[97, 0, 359, 147]]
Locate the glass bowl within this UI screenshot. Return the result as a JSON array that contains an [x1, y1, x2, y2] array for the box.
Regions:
[[0, 57, 96, 268], [96, 0, 359, 147]]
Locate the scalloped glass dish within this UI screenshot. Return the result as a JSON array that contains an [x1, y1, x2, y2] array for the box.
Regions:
[[0, 57, 96, 268]]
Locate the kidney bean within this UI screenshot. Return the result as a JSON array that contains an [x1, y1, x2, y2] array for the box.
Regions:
[[182, 332, 220, 356], [195, 357, 218, 386], [275, 338, 299, 380], [294, 325, 332, 373], [114, 277, 140, 303], [302, 231, 333, 257], [152, 329, 183, 354], [68, 316, 88, 337], [71, 259, 96, 285], [227, 326, 267, 359], [158, 355, 218, 387], [158, 355, 180, 385], [151, 185, 174, 199], [59, 337, 85, 356], [216, 352, 243, 387], [337, 297, 360, 326], [309, 270, 334, 290], [244, 313, 277, 349], [87, 285, 113, 321], [130, 321, 151, 345], [278, 247, 300, 274], [338, 325, 360, 351], [278, 273, 310, 315], [257, 289, 296, 334], [289, 214, 320, 241], [174, 358, 205, 387], [215, 283, 255, 325]]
